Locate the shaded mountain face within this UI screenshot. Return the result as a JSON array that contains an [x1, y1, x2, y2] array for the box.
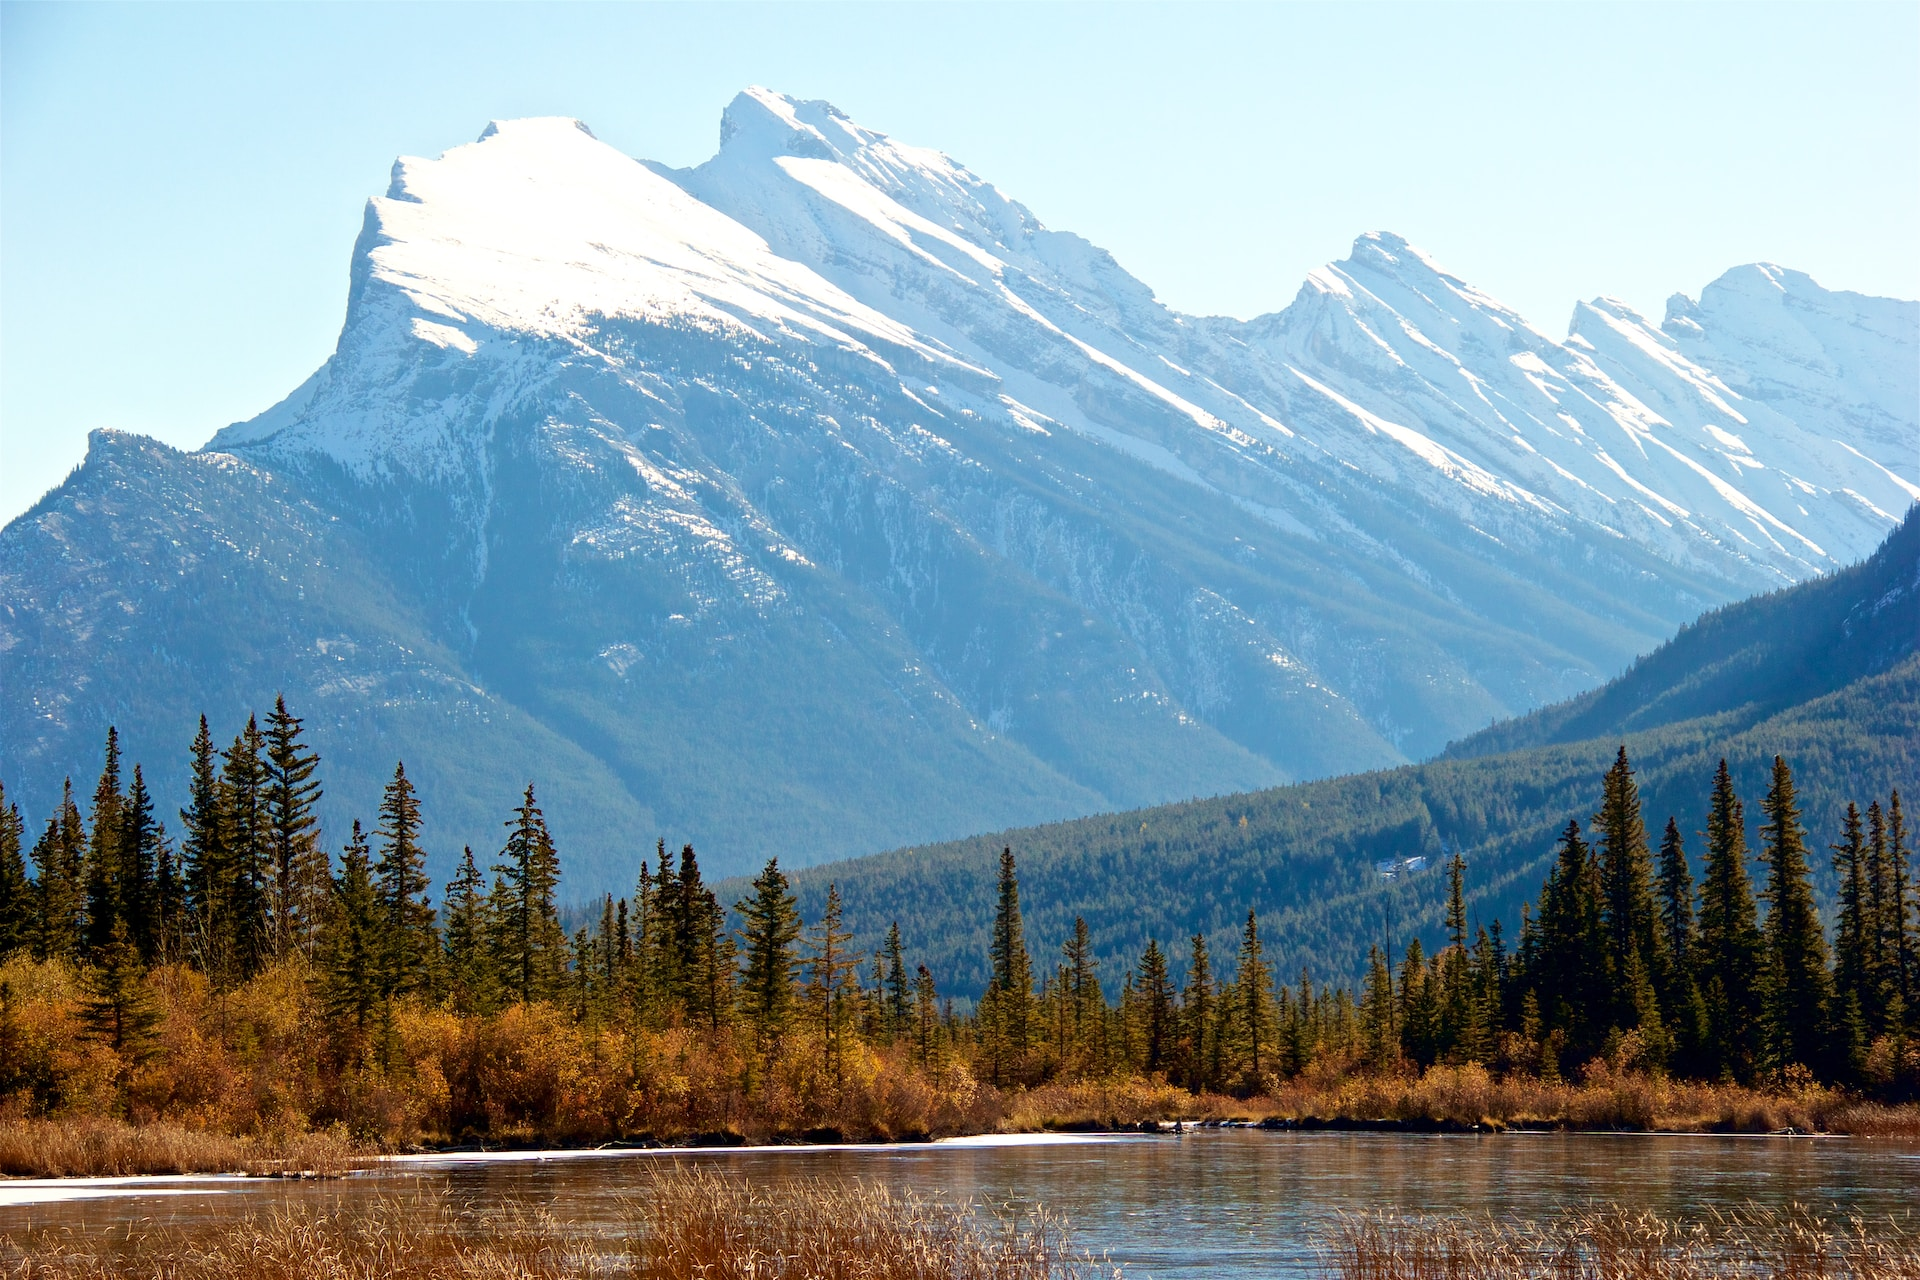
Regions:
[[2, 91, 1915, 889], [777, 514, 1920, 997]]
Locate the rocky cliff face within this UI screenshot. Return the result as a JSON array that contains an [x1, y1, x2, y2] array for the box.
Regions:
[[3, 94, 1913, 888]]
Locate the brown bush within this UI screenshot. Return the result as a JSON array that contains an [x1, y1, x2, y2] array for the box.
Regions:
[[0, 1116, 360, 1178]]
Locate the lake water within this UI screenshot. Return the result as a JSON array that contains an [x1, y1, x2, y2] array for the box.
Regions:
[[5, 1130, 1918, 1276]]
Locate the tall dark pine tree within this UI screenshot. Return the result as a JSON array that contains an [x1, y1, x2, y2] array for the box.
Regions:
[[735, 857, 802, 1074], [805, 883, 860, 1080], [1181, 932, 1216, 1092], [33, 781, 86, 964], [1655, 817, 1704, 1069], [1758, 756, 1832, 1075], [374, 762, 436, 999], [1832, 801, 1873, 1068], [220, 718, 271, 978], [320, 821, 382, 1062], [980, 847, 1035, 1084], [120, 766, 162, 963], [1135, 937, 1175, 1075], [263, 695, 326, 962], [1529, 819, 1608, 1067], [441, 846, 492, 1015], [82, 727, 126, 958], [1594, 747, 1665, 1042], [80, 916, 161, 1098], [0, 783, 29, 958], [1887, 792, 1914, 1022], [1697, 759, 1764, 1082], [882, 922, 911, 1043], [179, 716, 229, 978]]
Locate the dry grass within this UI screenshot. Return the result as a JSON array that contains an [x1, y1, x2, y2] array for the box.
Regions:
[[0, 1167, 1112, 1279], [1322, 1205, 1920, 1279], [0, 1117, 362, 1178]]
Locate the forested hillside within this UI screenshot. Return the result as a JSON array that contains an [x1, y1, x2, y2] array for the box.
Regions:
[[775, 513, 1920, 997]]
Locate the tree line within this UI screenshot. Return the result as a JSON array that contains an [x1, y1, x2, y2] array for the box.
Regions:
[[0, 706, 1913, 1102]]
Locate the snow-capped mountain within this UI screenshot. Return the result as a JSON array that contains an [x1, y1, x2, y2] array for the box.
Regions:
[[4, 91, 1914, 888]]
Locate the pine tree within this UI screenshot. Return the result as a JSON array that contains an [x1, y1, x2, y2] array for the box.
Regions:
[[82, 727, 125, 959], [1595, 747, 1664, 1040], [441, 846, 492, 1015], [120, 766, 162, 964], [0, 784, 29, 958], [1529, 819, 1607, 1068], [979, 847, 1035, 1084], [882, 922, 910, 1043], [79, 915, 161, 1091], [374, 762, 435, 1000], [805, 883, 860, 1082], [1180, 931, 1215, 1092], [494, 784, 564, 1004], [1758, 756, 1832, 1075], [1397, 939, 1437, 1068], [1697, 759, 1764, 1082], [1135, 938, 1175, 1075], [912, 964, 940, 1068], [179, 716, 229, 978], [1887, 792, 1914, 1024], [735, 857, 802, 1075], [1359, 943, 1397, 1071], [1833, 801, 1873, 1070], [33, 782, 86, 964], [221, 718, 271, 979], [263, 695, 326, 962], [1654, 817, 1703, 1067], [320, 821, 382, 1063], [1229, 910, 1274, 1088], [1063, 916, 1104, 1075]]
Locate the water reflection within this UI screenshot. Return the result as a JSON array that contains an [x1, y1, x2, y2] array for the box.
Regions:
[[5, 1131, 1916, 1278]]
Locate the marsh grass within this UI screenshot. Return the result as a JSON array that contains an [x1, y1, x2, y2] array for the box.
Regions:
[[1323, 1205, 1920, 1279], [1, 1167, 1113, 1279], [0, 1118, 362, 1179]]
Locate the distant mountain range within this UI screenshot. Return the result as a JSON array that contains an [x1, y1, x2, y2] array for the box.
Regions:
[[2, 90, 1914, 889], [777, 509, 1919, 995]]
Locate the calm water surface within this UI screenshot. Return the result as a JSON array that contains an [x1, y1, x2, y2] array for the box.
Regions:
[[5, 1130, 1918, 1277]]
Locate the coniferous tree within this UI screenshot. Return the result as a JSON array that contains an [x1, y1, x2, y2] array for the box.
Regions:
[[441, 846, 492, 1015], [1063, 916, 1104, 1075], [1595, 747, 1664, 1040], [179, 716, 228, 978], [1833, 802, 1873, 1070], [120, 766, 162, 964], [912, 964, 940, 1068], [736, 857, 802, 1075], [1229, 910, 1273, 1088], [805, 883, 860, 1081], [320, 821, 382, 1062], [1359, 943, 1397, 1071], [82, 727, 125, 958], [1529, 819, 1607, 1068], [1888, 792, 1914, 1023], [1135, 937, 1175, 1075], [1655, 816, 1703, 1066], [494, 785, 564, 1004], [79, 916, 160, 1092], [263, 695, 326, 962], [374, 762, 435, 1000], [33, 782, 86, 964], [0, 784, 29, 958], [220, 718, 271, 979], [881, 922, 910, 1043], [1758, 755, 1832, 1075], [1398, 939, 1438, 1068], [670, 844, 732, 1032], [1180, 932, 1215, 1092], [1697, 759, 1764, 1082], [979, 847, 1035, 1084]]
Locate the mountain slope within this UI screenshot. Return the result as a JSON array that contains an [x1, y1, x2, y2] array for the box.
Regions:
[[775, 516, 1920, 996], [3, 95, 1915, 889]]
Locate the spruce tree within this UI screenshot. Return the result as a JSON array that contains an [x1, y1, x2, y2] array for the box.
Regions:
[[1359, 943, 1397, 1071], [735, 857, 802, 1074], [220, 719, 271, 978], [912, 964, 940, 1068], [1231, 910, 1273, 1087], [374, 761, 435, 1000], [1135, 938, 1175, 1075], [882, 922, 910, 1042], [83, 727, 125, 958], [321, 821, 382, 1062], [120, 766, 161, 963], [33, 782, 86, 964], [79, 916, 161, 1092], [980, 847, 1035, 1084], [179, 716, 228, 978], [805, 883, 860, 1081], [1832, 801, 1873, 1068], [1063, 916, 1103, 1074], [441, 846, 492, 1015], [263, 695, 326, 962], [1889, 792, 1913, 1022], [1180, 932, 1215, 1092], [1530, 819, 1607, 1068], [1397, 939, 1437, 1068], [1595, 747, 1664, 1039], [495, 784, 564, 1004], [1758, 756, 1832, 1075], [0, 784, 28, 958], [1697, 760, 1764, 1082]]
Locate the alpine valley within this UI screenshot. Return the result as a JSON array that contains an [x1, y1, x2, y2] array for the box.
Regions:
[[3, 90, 1915, 892]]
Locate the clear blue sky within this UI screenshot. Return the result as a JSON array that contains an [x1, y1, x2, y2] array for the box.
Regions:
[[3, 1, 1916, 524]]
